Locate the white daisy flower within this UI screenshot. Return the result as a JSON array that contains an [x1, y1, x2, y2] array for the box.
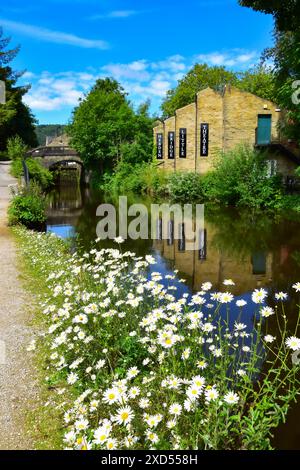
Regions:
[[264, 334, 276, 343], [220, 292, 234, 304], [261, 306, 275, 318], [169, 403, 182, 416], [223, 279, 235, 286], [103, 388, 121, 405], [275, 292, 288, 301], [224, 391, 239, 405], [205, 387, 219, 402], [252, 288, 268, 304], [114, 406, 134, 425], [286, 336, 300, 351]]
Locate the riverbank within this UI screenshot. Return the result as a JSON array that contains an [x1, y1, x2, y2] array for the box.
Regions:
[[14, 224, 300, 450], [0, 162, 38, 449], [100, 147, 300, 213]]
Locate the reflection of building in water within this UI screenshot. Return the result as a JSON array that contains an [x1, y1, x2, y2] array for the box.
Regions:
[[153, 218, 273, 295]]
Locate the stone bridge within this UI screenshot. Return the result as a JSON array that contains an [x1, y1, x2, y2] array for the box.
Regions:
[[27, 146, 91, 184]]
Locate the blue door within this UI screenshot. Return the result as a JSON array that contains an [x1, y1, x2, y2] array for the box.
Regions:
[[257, 115, 272, 145]]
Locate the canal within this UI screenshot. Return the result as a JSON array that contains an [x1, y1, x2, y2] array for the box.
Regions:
[[46, 181, 300, 449]]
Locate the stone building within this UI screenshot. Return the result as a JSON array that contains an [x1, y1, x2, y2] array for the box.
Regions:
[[153, 86, 300, 177]]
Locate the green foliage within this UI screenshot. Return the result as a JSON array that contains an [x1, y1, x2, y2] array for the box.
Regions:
[[8, 182, 47, 228], [203, 146, 284, 209], [67, 78, 153, 173], [167, 172, 203, 202], [103, 146, 289, 211], [236, 66, 276, 102], [14, 227, 300, 450], [238, 1, 299, 31], [8, 136, 53, 189], [161, 64, 238, 117], [7, 135, 28, 160], [35, 125, 66, 146], [11, 158, 53, 189], [0, 28, 37, 151], [101, 161, 168, 195], [277, 194, 300, 213], [161, 63, 276, 118], [239, 1, 300, 144], [272, 30, 300, 143]]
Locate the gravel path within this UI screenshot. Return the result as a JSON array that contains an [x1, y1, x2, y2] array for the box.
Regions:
[[0, 162, 38, 449]]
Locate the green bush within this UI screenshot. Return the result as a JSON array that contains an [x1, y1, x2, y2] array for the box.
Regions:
[[101, 162, 168, 196], [8, 135, 53, 189], [8, 182, 47, 228], [168, 171, 203, 202], [11, 157, 53, 189], [203, 145, 284, 209], [100, 145, 287, 211], [7, 135, 28, 161]]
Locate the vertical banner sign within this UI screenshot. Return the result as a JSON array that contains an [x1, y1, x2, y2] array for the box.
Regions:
[[156, 133, 163, 160], [168, 132, 175, 159], [178, 223, 186, 252], [199, 229, 207, 261], [167, 220, 174, 246], [200, 123, 209, 157], [157, 217, 163, 241], [179, 128, 187, 158]]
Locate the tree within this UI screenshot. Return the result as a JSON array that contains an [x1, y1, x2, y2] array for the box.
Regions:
[[161, 63, 276, 118], [0, 27, 37, 151], [161, 64, 238, 117], [67, 78, 154, 173], [238, 1, 300, 31], [35, 124, 66, 146], [239, 1, 300, 143], [237, 66, 276, 102]]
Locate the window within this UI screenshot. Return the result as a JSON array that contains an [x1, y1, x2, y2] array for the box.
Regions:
[[251, 252, 267, 275], [266, 160, 278, 177]]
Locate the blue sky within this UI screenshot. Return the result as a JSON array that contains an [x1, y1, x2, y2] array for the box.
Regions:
[[0, 0, 274, 124]]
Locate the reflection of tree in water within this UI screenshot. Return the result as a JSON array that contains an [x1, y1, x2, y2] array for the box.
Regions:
[[74, 190, 155, 256], [206, 206, 300, 259]]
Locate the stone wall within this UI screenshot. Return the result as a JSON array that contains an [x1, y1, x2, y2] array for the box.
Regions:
[[175, 103, 196, 171], [196, 88, 223, 174], [153, 86, 285, 175], [223, 87, 280, 151]]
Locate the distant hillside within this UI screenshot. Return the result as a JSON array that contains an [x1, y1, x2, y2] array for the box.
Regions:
[[35, 125, 67, 146]]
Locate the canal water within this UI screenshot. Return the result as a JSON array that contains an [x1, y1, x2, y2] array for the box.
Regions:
[[46, 182, 300, 449]]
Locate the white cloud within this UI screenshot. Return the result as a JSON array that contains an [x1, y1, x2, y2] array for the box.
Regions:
[[22, 48, 260, 117], [151, 55, 187, 73], [102, 61, 150, 81], [89, 10, 138, 20], [0, 18, 109, 50], [23, 72, 92, 111], [196, 50, 259, 68]]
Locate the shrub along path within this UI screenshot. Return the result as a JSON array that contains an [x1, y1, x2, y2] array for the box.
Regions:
[[0, 162, 38, 449]]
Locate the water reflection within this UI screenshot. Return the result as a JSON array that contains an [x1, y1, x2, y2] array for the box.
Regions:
[[46, 184, 300, 449], [46, 185, 300, 302]]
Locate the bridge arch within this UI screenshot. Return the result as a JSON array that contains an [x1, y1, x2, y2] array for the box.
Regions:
[[27, 146, 91, 185]]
